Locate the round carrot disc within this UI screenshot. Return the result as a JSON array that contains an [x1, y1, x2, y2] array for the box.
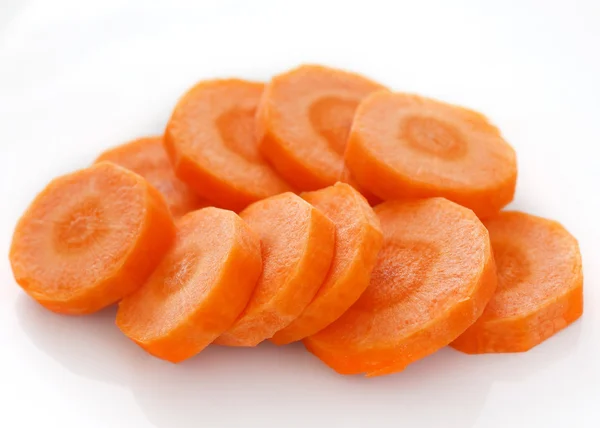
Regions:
[[96, 136, 208, 218], [10, 162, 175, 315], [257, 65, 386, 191], [165, 79, 291, 211], [304, 198, 497, 376], [215, 192, 336, 347], [116, 208, 263, 363], [452, 211, 583, 354], [345, 92, 517, 218], [270, 183, 383, 345]]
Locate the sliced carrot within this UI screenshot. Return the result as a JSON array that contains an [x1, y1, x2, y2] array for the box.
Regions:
[[452, 211, 583, 354], [215, 192, 336, 347], [345, 92, 517, 218], [340, 166, 382, 206], [95, 136, 208, 218], [270, 183, 383, 345], [9, 162, 175, 315], [164, 79, 291, 211], [257, 65, 386, 191], [304, 198, 497, 376], [116, 207, 262, 363]]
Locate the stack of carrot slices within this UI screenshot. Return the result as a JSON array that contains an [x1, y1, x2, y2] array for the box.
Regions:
[[10, 64, 583, 377]]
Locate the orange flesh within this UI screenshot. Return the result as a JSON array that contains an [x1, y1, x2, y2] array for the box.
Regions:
[[165, 79, 291, 211], [116, 208, 263, 363], [215, 192, 336, 346], [257, 65, 387, 191], [304, 198, 497, 376], [345, 92, 517, 218], [452, 211, 583, 353], [340, 166, 382, 206], [96, 136, 208, 217], [9, 162, 175, 315], [270, 183, 383, 344]]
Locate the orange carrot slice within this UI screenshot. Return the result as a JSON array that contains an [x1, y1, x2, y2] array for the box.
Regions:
[[340, 166, 382, 206], [215, 192, 336, 347], [165, 79, 291, 211], [116, 208, 262, 363], [10, 162, 175, 315], [345, 92, 517, 218], [257, 65, 386, 191], [452, 211, 583, 354], [96, 136, 208, 218], [304, 198, 497, 376], [271, 183, 383, 344]]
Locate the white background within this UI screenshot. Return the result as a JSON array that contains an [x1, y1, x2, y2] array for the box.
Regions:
[[0, 1, 599, 427]]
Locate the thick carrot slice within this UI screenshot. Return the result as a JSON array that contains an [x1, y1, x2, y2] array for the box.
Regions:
[[215, 192, 336, 347], [452, 211, 583, 354], [165, 79, 291, 211], [270, 183, 383, 345], [10, 162, 175, 315], [257, 65, 386, 191], [345, 92, 517, 218], [340, 166, 382, 206], [95, 136, 208, 218], [304, 198, 497, 376], [116, 208, 262, 363]]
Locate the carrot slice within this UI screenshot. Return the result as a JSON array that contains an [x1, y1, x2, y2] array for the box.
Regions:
[[257, 65, 386, 191], [164, 79, 291, 211], [270, 183, 383, 345], [452, 211, 583, 354], [340, 166, 382, 206], [9, 162, 175, 315], [304, 198, 497, 376], [95, 136, 208, 218], [215, 192, 336, 347], [345, 92, 517, 218], [116, 207, 262, 363]]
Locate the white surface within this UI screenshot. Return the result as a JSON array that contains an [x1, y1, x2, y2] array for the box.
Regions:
[[1, 1, 599, 427]]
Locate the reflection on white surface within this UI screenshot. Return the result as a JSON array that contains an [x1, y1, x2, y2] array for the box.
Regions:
[[16, 294, 584, 428]]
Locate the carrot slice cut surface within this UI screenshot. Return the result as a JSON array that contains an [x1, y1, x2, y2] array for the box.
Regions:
[[215, 192, 336, 347], [165, 79, 291, 211], [96, 136, 208, 218], [257, 65, 386, 191], [10, 162, 175, 315], [452, 211, 583, 354], [345, 92, 517, 218], [271, 183, 383, 344], [304, 198, 497, 376], [116, 207, 262, 363]]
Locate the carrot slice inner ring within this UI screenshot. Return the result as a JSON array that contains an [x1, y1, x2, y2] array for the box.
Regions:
[[354, 240, 440, 312], [494, 240, 531, 290], [161, 250, 202, 296], [401, 115, 467, 159], [216, 107, 262, 164], [53, 198, 107, 251], [309, 96, 360, 155]]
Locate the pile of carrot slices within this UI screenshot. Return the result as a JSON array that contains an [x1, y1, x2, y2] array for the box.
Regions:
[[10, 65, 583, 377]]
